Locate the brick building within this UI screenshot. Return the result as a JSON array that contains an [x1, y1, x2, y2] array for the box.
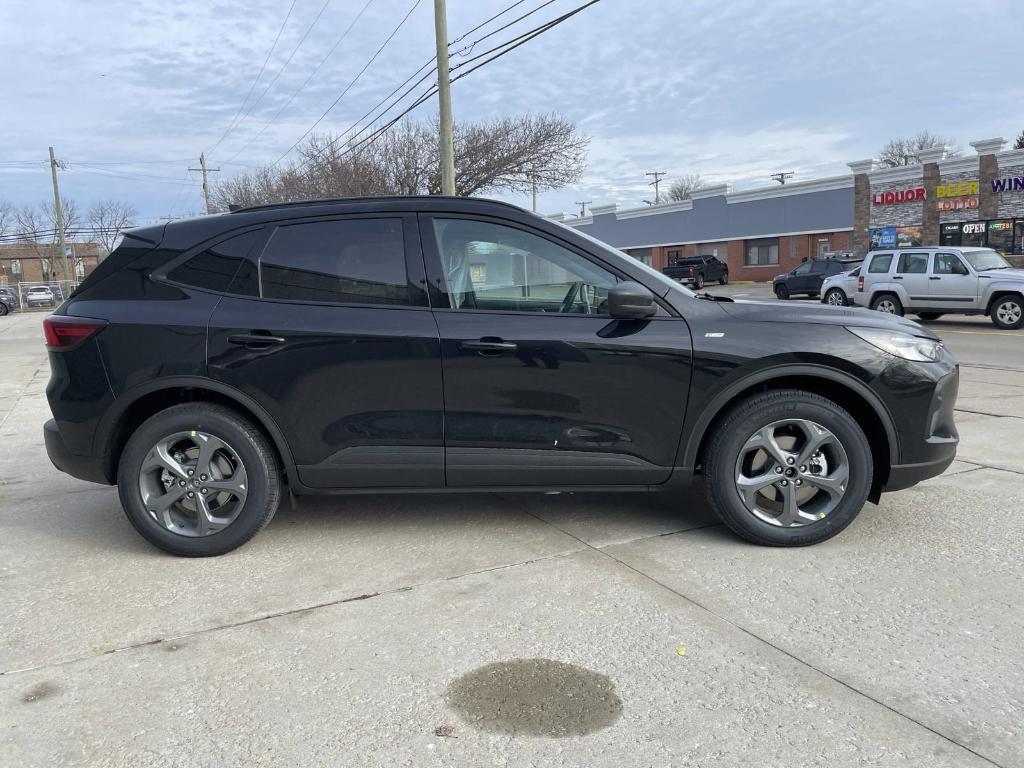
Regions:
[[554, 137, 1024, 281], [0, 241, 102, 285]]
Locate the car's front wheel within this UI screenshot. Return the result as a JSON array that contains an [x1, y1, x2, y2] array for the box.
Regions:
[[0, 302, 8, 316], [824, 288, 847, 306], [774, 284, 789, 300], [703, 389, 872, 546], [991, 295, 1024, 330], [117, 403, 281, 556]]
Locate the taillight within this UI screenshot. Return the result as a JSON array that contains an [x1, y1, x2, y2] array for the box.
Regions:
[[43, 316, 107, 350], [857, 275, 864, 292]]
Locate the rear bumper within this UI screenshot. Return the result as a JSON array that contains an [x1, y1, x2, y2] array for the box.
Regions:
[[44, 418, 111, 485]]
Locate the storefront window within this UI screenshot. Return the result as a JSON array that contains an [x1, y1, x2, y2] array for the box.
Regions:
[[960, 221, 986, 247], [745, 238, 778, 266], [1016, 222, 1024, 256], [940, 223, 961, 247], [628, 248, 653, 266], [986, 220, 1014, 255]]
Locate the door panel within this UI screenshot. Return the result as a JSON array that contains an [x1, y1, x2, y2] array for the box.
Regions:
[[895, 252, 930, 307], [928, 252, 977, 306], [207, 214, 444, 489], [420, 214, 692, 488]]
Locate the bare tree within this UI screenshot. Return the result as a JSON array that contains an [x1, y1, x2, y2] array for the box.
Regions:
[[667, 173, 707, 201], [0, 200, 14, 238], [1014, 130, 1024, 151], [14, 205, 53, 281], [88, 200, 138, 255], [878, 131, 961, 167], [212, 113, 589, 209]]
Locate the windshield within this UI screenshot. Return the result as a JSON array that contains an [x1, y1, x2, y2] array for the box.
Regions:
[[554, 222, 696, 298], [962, 248, 1011, 271]]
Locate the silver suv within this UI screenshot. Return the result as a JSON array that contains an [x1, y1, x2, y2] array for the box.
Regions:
[[854, 247, 1024, 329]]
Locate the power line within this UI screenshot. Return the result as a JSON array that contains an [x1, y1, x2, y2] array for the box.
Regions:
[[450, 0, 558, 57], [450, 0, 530, 45], [206, 0, 299, 155], [224, 0, 376, 163], [272, 0, 424, 166]]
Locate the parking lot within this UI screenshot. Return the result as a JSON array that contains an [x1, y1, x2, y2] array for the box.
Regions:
[[1, 304, 1022, 767]]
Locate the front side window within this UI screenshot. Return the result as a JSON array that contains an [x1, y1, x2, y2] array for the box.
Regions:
[[260, 218, 418, 305], [746, 238, 779, 266], [897, 252, 928, 274], [933, 253, 967, 275], [432, 218, 616, 314], [167, 230, 260, 295], [868, 253, 894, 273], [792, 261, 813, 275]]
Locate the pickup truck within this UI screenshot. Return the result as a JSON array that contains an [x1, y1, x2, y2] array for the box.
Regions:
[[663, 255, 728, 288]]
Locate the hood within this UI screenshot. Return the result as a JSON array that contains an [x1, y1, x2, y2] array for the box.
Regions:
[[718, 299, 939, 339], [982, 267, 1024, 281]]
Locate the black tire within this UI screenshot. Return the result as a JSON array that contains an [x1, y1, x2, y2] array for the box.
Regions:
[[0, 302, 8, 317], [774, 284, 789, 300], [719, 271, 729, 285], [823, 288, 847, 307], [117, 403, 281, 556], [870, 293, 903, 316], [703, 389, 873, 546], [990, 295, 1024, 330], [916, 312, 943, 321], [694, 273, 705, 290]]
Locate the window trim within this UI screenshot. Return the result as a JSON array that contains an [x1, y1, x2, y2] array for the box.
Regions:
[[867, 252, 895, 274], [416, 212, 672, 318], [153, 224, 269, 297], [896, 251, 930, 275]]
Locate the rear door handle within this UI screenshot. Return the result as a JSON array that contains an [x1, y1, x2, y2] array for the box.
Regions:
[[460, 338, 518, 353], [929, 276, 941, 280], [893, 275, 903, 280], [228, 333, 286, 347]]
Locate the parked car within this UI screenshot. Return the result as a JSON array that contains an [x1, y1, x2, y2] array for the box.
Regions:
[[24, 285, 55, 308], [44, 197, 958, 556], [854, 247, 1024, 329], [773, 257, 861, 300], [820, 266, 862, 307], [0, 287, 18, 315], [663, 255, 728, 288]]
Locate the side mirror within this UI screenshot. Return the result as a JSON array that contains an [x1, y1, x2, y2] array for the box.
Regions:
[[608, 281, 657, 319]]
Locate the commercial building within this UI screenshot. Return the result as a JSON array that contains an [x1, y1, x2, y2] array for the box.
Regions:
[[554, 137, 1024, 281]]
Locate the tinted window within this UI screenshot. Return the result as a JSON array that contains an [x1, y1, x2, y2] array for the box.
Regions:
[[869, 253, 894, 273], [811, 260, 830, 273], [432, 218, 616, 314], [933, 253, 966, 275], [260, 218, 418, 306], [792, 261, 813, 275], [167, 231, 259, 294], [897, 252, 928, 274]]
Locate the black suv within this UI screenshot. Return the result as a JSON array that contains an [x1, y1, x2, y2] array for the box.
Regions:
[[774, 257, 861, 300], [44, 197, 959, 556]]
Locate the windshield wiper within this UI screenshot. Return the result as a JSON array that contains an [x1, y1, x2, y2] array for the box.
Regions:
[[696, 292, 734, 302], [979, 266, 1009, 271]]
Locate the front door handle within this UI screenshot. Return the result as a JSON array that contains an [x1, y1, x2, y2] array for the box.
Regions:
[[228, 333, 286, 348], [929, 276, 941, 280], [893, 275, 903, 280], [460, 338, 518, 353]]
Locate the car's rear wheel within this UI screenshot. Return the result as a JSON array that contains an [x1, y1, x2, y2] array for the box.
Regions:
[[719, 271, 729, 285], [991, 295, 1024, 330], [694, 273, 705, 290], [0, 302, 8, 316], [824, 288, 847, 306], [117, 403, 281, 556], [774, 284, 789, 300], [703, 389, 872, 546], [871, 293, 903, 316], [916, 312, 943, 321]]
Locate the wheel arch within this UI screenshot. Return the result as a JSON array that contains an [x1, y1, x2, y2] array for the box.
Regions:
[[984, 289, 1024, 316], [95, 376, 297, 486], [683, 366, 899, 499]]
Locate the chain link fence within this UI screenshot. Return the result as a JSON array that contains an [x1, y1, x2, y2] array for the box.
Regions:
[[0, 280, 80, 315]]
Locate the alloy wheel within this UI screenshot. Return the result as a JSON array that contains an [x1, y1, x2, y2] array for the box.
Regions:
[[826, 290, 845, 306], [995, 300, 1022, 326], [138, 431, 248, 537], [875, 298, 897, 313], [734, 419, 850, 527]]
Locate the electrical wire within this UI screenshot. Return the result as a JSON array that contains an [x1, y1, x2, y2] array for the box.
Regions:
[[205, 0, 300, 155], [449, 0, 558, 57]]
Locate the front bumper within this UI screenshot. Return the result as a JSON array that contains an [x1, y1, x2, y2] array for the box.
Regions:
[[44, 418, 110, 485]]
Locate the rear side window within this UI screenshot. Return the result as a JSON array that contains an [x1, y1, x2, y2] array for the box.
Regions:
[[167, 230, 260, 295], [811, 260, 830, 273], [868, 253, 893, 273], [260, 218, 419, 306], [897, 252, 928, 274]]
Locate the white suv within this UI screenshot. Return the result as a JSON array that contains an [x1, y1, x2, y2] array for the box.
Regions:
[[854, 247, 1024, 329]]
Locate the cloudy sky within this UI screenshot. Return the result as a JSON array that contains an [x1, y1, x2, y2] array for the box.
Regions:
[[0, 0, 1020, 225]]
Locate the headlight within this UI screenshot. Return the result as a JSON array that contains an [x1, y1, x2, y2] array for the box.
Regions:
[[847, 326, 944, 362]]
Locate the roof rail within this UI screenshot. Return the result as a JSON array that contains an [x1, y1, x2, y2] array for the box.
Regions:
[[228, 195, 528, 215]]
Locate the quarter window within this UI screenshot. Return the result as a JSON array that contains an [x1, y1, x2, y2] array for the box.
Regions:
[[431, 218, 617, 314], [260, 218, 418, 306], [868, 253, 894, 273], [897, 252, 928, 274], [167, 230, 261, 295]]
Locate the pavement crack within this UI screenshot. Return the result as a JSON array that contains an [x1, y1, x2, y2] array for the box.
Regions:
[[955, 407, 1024, 420], [502, 498, 1005, 768]]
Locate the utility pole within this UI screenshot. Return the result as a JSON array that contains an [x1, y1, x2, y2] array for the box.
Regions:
[[433, 0, 456, 196], [770, 171, 795, 185], [646, 171, 667, 204], [189, 153, 220, 214], [574, 200, 591, 218], [531, 177, 538, 212], [48, 146, 70, 284]]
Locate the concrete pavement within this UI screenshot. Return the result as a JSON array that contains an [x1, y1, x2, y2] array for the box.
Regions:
[[1, 310, 1022, 767]]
